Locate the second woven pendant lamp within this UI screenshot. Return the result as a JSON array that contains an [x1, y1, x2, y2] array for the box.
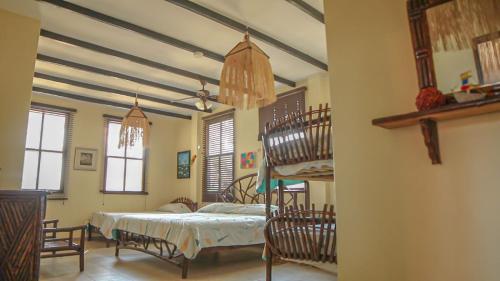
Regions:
[[218, 33, 277, 110], [118, 96, 150, 149]]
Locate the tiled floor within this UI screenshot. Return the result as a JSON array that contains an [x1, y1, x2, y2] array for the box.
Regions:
[[40, 241, 337, 281]]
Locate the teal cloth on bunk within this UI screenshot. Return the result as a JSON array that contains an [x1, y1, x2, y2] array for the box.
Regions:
[[256, 178, 304, 194], [256, 159, 304, 193]]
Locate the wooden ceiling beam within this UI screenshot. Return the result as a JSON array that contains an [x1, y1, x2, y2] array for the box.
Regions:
[[32, 86, 192, 120], [167, 0, 327, 71], [40, 29, 220, 86], [36, 53, 217, 102], [34, 72, 210, 112], [38, 0, 297, 87], [285, 0, 324, 24]]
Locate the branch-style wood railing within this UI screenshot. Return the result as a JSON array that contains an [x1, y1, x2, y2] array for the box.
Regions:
[[217, 172, 310, 210], [262, 104, 333, 181], [264, 204, 336, 263]]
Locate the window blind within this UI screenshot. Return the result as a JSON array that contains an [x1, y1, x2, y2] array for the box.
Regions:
[[202, 110, 235, 202], [22, 103, 75, 198], [258, 87, 306, 138]]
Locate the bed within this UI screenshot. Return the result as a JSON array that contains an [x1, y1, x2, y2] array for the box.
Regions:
[[113, 175, 305, 279], [261, 104, 336, 281], [88, 197, 197, 245]]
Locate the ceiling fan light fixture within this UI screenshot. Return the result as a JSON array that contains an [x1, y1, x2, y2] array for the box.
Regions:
[[195, 100, 212, 111]]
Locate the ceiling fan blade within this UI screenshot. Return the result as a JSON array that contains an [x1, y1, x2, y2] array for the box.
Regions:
[[172, 97, 196, 102]]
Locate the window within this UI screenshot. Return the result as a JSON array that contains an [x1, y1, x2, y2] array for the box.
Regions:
[[473, 31, 500, 84], [258, 87, 306, 138], [202, 110, 235, 202], [22, 104, 73, 192], [103, 118, 147, 193]]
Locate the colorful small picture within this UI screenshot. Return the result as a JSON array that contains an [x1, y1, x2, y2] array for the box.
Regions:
[[177, 150, 191, 179], [240, 151, 256, 169]]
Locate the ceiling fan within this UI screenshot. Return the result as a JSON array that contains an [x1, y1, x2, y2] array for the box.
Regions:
[[173, 80, 214, 111]]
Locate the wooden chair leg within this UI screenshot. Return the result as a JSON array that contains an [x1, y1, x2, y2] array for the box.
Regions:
[[80, 251, 84, 272]]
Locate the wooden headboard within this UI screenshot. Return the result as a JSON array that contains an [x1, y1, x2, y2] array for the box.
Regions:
[[170, 197, 198, 212], [217, 173, 310, 209]]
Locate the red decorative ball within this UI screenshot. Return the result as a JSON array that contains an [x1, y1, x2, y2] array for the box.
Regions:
[[415, 87, 446, 111]]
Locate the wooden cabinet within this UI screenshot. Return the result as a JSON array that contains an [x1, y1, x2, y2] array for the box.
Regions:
[[0, 190, 46, 281]]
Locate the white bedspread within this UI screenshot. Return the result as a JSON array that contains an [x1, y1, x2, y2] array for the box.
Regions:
[[114, 212, 266, 259], [90, 211, 161, 239]]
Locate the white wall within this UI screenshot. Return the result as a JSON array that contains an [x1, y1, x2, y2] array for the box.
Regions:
[[325, 0, 500, 280], [32, 94, 193, 227]]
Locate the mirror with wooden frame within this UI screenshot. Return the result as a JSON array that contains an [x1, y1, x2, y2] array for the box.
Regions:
[[409, 0, 499, 91], [407, 0, 499, 164]]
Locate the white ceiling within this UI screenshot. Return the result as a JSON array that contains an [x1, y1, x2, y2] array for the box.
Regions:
[[33, 0, 327, 118]]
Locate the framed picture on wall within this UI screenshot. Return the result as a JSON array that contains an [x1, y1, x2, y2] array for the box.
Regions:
[[177, 150, 191, 179], [74, 148, 98, 171]]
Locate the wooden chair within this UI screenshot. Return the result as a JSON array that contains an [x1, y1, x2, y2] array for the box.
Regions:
[[41, 219, 86, 272]]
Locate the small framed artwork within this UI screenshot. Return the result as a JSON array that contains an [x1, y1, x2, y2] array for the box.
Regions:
[[177, 150, 191, 179], [241, 151, 256, 169], [74, 148, 98, 171]]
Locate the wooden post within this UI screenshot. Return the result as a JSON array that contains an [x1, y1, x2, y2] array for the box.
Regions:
[[420, 118, 441, 164], [265, 164, 273, 281], [278, 180, 285, 213]]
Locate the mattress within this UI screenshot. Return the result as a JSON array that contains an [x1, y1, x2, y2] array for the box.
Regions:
[[90, 211, 162, 239], [113, 212, 266, 259]]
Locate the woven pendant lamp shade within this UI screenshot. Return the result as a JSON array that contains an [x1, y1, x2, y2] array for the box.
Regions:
[[118, 99, 150, 149], [218, 33, 276, 110]]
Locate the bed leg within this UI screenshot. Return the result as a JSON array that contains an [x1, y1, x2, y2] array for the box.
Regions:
[[87, 223, 92, 241], [266, 247, 273, 281], [115, 240, 120, 257], [181, 257, 190, 279]]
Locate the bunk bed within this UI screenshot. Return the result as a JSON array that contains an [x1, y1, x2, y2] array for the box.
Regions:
[[261, 104, 336, 281], [113, 174, 308, 279]]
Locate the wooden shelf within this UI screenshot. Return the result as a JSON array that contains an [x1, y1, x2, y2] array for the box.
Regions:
[[372, 95, 500, 129], [372, 95, 500, 165]]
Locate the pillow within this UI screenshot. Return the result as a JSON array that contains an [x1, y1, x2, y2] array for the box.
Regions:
[[156, 203, 192, 213], [197, 203, 278, 216]]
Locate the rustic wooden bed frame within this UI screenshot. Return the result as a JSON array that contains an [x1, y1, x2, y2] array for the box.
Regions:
[[261, 104, 336, 281], [114, 175, 307, 279], [87, 197, 198, 247]]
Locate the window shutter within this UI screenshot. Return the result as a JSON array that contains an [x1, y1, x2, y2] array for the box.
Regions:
[[258, 87, 306, 138], [202, 110, 235, 202]]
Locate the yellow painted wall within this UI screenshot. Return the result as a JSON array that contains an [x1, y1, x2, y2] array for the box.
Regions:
[[191, 72, 335, 206], [325, 0, 500, 280], [31, 94, 193, 227], [0, 8, 40, 188]]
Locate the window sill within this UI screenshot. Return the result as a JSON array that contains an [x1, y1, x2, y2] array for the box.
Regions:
[[47, 197, 68, 201], [100, 191, 149, 195]]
